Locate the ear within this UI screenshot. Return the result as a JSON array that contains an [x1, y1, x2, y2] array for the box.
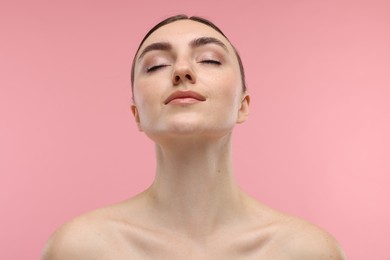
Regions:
[[131, 104, 143, 131], [236, 94, 250, 124]]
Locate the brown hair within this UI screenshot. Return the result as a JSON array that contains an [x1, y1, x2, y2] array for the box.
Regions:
[[131, 14, 247, 93]]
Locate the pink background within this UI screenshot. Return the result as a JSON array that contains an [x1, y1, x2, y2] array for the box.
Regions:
[[1, 0, 389, 259]]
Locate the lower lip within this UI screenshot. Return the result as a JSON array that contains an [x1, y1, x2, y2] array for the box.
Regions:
[[168, 98, 203, 105]]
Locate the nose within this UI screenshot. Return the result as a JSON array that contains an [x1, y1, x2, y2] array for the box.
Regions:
[[172, 61, 196, 85]]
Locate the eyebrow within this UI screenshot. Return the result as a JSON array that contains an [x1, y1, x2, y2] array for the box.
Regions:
[[189, 37, 228, 52], [138, 37, 229, 60], [138, 42, 172, 60]]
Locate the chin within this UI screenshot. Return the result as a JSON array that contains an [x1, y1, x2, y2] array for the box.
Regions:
[[165, 115, 205, 132], [168, 122, 206, 136], [142, 115, 235, 141], [147, 125, 233, 145]]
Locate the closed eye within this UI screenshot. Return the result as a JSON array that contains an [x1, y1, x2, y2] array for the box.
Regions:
[[199, 60, 221, 65], [146, 64, 170, 73]]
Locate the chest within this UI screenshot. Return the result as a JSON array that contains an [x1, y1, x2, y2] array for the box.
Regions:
[[110, 229, 289, 260]]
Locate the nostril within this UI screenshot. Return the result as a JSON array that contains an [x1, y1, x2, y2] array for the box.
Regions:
[[185, 74, 192, 81], [175, 75, 180, 82]]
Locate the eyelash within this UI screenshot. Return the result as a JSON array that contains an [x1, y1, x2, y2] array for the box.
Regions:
[[146, 64, 169, 73], [200, 59, 221, 65], [146, 60, 221, 73]]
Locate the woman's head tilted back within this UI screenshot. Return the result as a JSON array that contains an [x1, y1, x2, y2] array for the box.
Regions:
[[130, 15, 250, 140], [131, 14, 247, 94]]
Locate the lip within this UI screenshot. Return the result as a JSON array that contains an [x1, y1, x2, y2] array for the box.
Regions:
[[164, 90, 206, 105]]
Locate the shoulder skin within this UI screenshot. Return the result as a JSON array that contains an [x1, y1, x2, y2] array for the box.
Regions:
[[41, 214, 114, 260], [281, 217, 346, 260]]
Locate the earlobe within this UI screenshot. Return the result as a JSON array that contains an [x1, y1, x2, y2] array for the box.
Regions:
[[131, 104, 143, 131], [236, 94, 250, 124]]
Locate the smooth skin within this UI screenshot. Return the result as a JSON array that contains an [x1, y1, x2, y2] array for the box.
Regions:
[[42, 20, 345, 259]]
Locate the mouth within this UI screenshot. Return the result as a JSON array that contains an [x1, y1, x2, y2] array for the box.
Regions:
[[164, 90, 206, 105]]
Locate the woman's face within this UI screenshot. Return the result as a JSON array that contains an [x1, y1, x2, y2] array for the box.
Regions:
[[132, 20, 249, 141]]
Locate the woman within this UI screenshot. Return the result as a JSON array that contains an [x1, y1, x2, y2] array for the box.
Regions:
[[42, 15, 345, 259]]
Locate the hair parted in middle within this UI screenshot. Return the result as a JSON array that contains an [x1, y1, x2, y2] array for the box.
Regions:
[[130, 14, 247, 94]]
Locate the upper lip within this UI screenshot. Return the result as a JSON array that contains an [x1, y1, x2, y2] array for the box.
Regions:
[[164, 90, 206, 104]]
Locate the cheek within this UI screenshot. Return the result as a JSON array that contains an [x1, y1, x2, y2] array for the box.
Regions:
[[207, 83, 242, 119], [214, 68, 242, 101], [133, 81, 171, 127], [133, 84, 156, 119], [133, 76, 162, 104]]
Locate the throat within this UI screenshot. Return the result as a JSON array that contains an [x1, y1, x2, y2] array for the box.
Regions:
[[145, 135, 244, 236]]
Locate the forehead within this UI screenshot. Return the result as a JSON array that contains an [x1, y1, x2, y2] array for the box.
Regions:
[[137, 20, 233, 56]]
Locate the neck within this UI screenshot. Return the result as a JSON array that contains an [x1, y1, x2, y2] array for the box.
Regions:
[[144, 133, 246, 237]]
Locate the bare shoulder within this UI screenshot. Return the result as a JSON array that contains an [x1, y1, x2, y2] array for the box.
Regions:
[[41, 208, 120, 260], [277, 215, 346, 260], [41, 194, 163, 260], [243, 197, 345, 259]]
